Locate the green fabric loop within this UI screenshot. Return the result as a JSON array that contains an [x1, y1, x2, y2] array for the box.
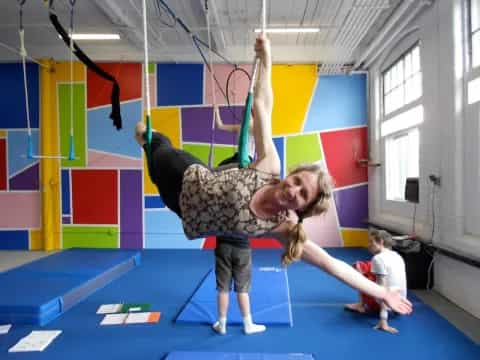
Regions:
[[238, 92, 253, 168]]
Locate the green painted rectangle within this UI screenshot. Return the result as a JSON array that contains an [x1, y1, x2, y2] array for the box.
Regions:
[[59, 83, 86, 167], [148, 63, 156, 75], [286, 133, 323, 171], [182, 144, 236, 167], [62, 226, 118, 248]]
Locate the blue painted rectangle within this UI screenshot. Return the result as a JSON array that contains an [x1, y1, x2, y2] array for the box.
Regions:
[[144, 195, 165, 209], [62, 169, 70, 215], [0, 230, 29, 250], [176, 267, 293, 325], [273, 137, 285, 179], [304, 74, 367, 132], [87, 100, 143, 158], [0, 63, 39, 129], [157, 63, 203, 106], [144, 211, 198, 249], [166, 352, 315, 360]]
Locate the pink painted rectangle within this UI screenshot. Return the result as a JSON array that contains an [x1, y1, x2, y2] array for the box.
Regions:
[[204, 64, 251, 105], [0, 192, 41, 228]]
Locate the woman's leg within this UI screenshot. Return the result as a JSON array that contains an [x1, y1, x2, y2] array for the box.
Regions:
[[135, 123, 205, 217]]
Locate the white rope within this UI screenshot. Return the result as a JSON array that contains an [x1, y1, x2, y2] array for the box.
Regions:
[[249, 0, 267, 93], [69, 4, 74, 139], [206, 0, 216, 167], [142, 0, 151, 118], [19, 29, 31, 137], [261, 0, 266, 34]]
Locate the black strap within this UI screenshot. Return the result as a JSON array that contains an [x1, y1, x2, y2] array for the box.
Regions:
[[49, 11, 122, 130]]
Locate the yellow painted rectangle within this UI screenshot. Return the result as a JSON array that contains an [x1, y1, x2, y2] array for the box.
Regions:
[[29, 229, 43, 250], [341, 229, 369, 247], [272, 64, 317, 135], [144, 107, 181, 195], [54, 62, 85, 82], [0, 130, 6, 137]]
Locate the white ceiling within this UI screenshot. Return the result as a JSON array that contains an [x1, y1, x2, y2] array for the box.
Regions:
[[0, 0, 403, 72]]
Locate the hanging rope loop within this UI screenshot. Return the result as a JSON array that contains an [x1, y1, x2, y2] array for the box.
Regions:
[[238, 0, 267, 168]]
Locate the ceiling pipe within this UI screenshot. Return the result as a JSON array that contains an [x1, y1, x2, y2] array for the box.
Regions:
[[325, 1, 371, 74], [333, 1, 374, 73], [320, 0, 357, 74], [334, 0, 384, 74], [320, 0, 385, 75], [353, 0, 433, 70]]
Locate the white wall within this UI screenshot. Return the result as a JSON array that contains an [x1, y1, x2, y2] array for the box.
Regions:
[[367, 0, 480, 318]]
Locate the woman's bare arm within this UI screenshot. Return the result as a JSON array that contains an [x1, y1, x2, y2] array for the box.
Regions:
[[271, 228, 412, 315], [250, 35, 280, 175]]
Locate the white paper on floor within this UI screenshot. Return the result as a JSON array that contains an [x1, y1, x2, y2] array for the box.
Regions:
[[0, 324, 12, 334], [8, 330, 62, 352]]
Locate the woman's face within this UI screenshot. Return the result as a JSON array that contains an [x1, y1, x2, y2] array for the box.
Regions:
[[276, 171, 320, 211]]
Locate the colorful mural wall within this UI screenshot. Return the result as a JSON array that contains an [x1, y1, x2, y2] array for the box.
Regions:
[[0, 60, 369, 250]]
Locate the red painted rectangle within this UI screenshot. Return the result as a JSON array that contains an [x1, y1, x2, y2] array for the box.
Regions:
[[320, 127, 368, 188], [203, 236, 282, 249], [72, 169, 118, 224], [87, 63, 142, 108]]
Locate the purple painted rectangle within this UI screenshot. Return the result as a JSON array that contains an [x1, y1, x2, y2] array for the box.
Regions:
[[181, 105, 244, 145], [120, 170, 143, 248], [9, 163, 39, 190], [62, 216, 71, 224], [335, 184, 368, 229]]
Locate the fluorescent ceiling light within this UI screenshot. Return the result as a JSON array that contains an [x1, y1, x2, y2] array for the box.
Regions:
[[68, 34, 120, 40], [254, 28, 320, 33]]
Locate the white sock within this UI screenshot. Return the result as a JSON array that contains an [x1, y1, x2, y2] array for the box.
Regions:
[[212, 317, 227, 335], [243, 314, 266, 335]]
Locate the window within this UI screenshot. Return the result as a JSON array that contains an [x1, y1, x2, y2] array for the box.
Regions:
[[468, 0, 480, 103], [381, 45, 423, 201], [466, 0, 480, 236], [383, 46, 422, 114], [470, 0, 480, 68]]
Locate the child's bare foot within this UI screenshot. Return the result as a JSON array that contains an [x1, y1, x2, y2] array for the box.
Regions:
[[134, 122, 146, 146], [344, 303, 366, 313]]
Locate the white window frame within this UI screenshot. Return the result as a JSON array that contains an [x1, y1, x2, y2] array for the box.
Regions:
[[468, 0, 480, 68], [464, 0, 480, 236], [380, 43, 423, 209]]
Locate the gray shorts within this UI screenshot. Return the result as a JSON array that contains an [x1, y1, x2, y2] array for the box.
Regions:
[[215, 242, 252, 293]]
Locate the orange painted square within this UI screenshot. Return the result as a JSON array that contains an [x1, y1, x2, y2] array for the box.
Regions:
[[320, 127, 368, 188], [87, 63, 142, 108], [72, 169, 118, 224]]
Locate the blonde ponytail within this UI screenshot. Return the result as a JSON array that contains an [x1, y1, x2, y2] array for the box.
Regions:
[[281, 221, 307, 266]]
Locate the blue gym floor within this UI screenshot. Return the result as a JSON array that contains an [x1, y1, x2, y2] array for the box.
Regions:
[[1, 248, 479, 359]]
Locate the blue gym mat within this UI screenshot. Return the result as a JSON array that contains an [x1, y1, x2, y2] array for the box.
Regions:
[[176, 267, 293, 326], [0, 250, 479, 360], [0, 248, 140, 326], [165, 351, 314, 359]]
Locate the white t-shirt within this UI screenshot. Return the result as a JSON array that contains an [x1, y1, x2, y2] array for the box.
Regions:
[[371, 249, 407, 298]]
